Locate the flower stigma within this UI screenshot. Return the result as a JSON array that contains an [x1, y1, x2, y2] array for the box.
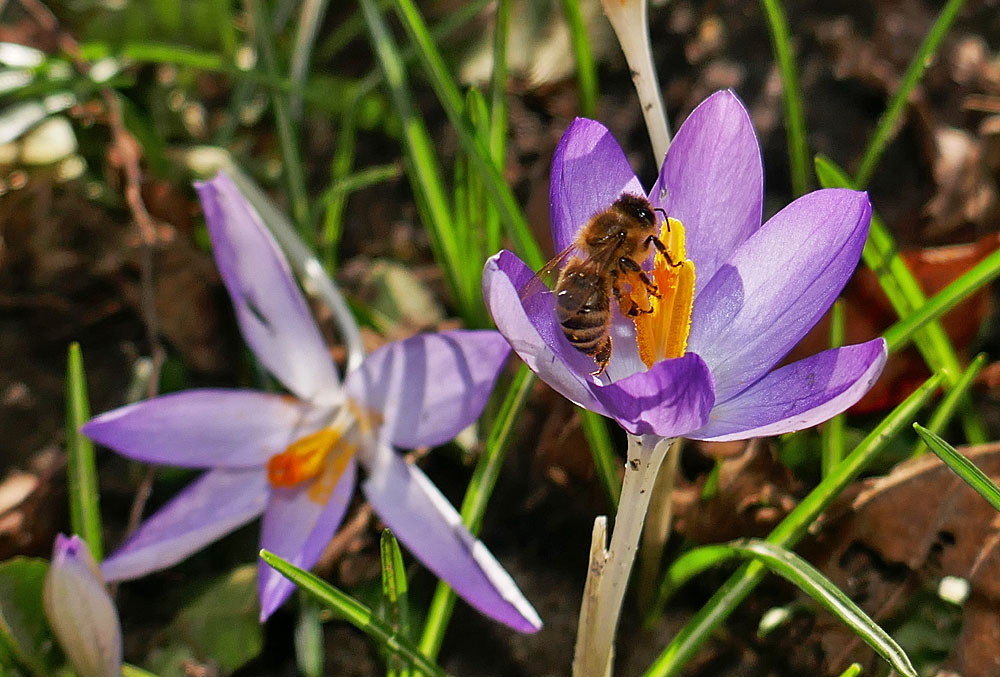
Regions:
[[266, 401, 381, 503], [632, 217, 695, 368]]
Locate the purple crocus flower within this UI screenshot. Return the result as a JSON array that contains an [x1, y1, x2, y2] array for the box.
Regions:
[[44, 535, 122, 677], [483, 90, 887, 441], [82, 173, 540, 632]]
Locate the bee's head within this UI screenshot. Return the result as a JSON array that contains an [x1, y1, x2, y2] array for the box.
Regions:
[[614, 193, 657, 228]]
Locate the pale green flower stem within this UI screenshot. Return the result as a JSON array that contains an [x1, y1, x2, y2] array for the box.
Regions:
[[600, 0, 672, 161], [573, 434, 673, 676]]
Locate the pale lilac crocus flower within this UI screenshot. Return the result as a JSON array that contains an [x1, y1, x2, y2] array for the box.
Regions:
[[83, 173, 540, 631], [44, 535, 122, 677], [484, 90, 887, 440]]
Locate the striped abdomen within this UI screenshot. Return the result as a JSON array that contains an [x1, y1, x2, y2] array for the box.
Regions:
[[555, 265, 612, 373]]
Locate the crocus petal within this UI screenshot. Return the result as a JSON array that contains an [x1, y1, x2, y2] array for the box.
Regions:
[[690, 339, 888, 442], [44, 535, 122, 677], [345, 331, 510, 449], [688, 188, 871, 403], [483, 250, 609, 414], [550, 118, 646, 253], [82, 389, 328, 468], [258, 457, 357, 620], [101, 468, 269, 582], [650, 90, 763, 294], [362, 442, 541, 633], [196, 173, 341, 405], [590, 352, 715, 437]]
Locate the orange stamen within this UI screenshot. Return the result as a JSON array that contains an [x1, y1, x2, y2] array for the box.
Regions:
[[633, 217, 696, 368], [266, 402, 383, 503], [267, 427, 343, 488]]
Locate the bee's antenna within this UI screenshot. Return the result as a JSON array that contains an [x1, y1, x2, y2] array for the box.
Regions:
[[653, 207, 670, 231]]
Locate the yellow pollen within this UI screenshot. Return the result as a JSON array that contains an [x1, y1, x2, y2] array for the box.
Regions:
[[266, 401, 381, 503], [632, 217, 696, 368]]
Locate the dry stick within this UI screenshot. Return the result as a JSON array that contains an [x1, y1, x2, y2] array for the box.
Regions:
[[573, 435, 673, 676], [20, 0, 167, 537]]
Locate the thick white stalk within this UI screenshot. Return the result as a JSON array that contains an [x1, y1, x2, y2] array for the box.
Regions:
[[600, 0, 672, 161], [573, 434, 673, 676]]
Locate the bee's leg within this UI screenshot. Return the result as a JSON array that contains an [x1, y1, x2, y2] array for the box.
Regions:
[[613, 283, 642, 317], [591, 336, 611, 376], [618, 257, 659, 307], [645, 235, 682, 268]]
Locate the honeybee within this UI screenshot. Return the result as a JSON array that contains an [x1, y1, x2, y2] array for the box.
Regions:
[[520, 193, 672, 376]]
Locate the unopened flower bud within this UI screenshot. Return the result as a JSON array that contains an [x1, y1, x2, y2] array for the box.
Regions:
[[43, 534, 122, 677]]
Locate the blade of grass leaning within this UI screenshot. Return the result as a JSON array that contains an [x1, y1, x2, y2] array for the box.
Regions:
[[914, 424, 1000, 514], [418, 365, 535, 662], [320, 163, 404, 210], [821, 300, 847, 476], [359, 0, 472, 316], [580, 409, 622, 509], [122, 664, 160, 677], [65, 343, 103, 561], [559, 0, 598, 118], [295, 593, 324, 677], [259, 550, 447, 677], [380, 529, 412, 677], [883, 246, 1000, 353], [486, 0, 510, 257], [247, 0, 310, 237], [459, 87, 494, 326], [854, 0, 969, 187], [317, 0, 489, 63], [389, 0, 546, 271], [648, 540, 916, 676], [814, 154, 987, 444], [644, 371, 946, 677], [911, 353, 986, 458], [838, 664, 863, 677], [320, 97, 377, 268], [288, 0, 332, 118], [760, 0, 810, 196]]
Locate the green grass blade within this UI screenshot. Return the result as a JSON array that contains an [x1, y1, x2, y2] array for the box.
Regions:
[[418, 365, 535, 661], [854, 0, 969, 187], [459, 87, 494, 326], [259, 550, 446, 677], [122, 664, 161, 677], [380, 529, 412, 677], [838, 664, 862, 677], [65, 343, 103, 561], [911, 353, 986, 458], [644, 371, 946, 677], [579, 409, 621, 509], [760, 0, 809, 196], [358, 0, 469, 314], [390, 0, 545, 271], [559, 0, 598, 118], [821, 300, 846, 477], [295, 594, 324, 677], [320, 163, 403, 206], [248, 0, 310, 237], [883, 246, 1000, 353], [914, 424, 1000, 514], [289, 0, 332, 118], [814, 153, 987, 444], [652, 540, 915, 676], [486, 0, 510, 257]]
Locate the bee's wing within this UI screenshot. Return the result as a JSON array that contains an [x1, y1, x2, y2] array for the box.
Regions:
[[517, 243, 582, 303], [518, 240, 621, 315]]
